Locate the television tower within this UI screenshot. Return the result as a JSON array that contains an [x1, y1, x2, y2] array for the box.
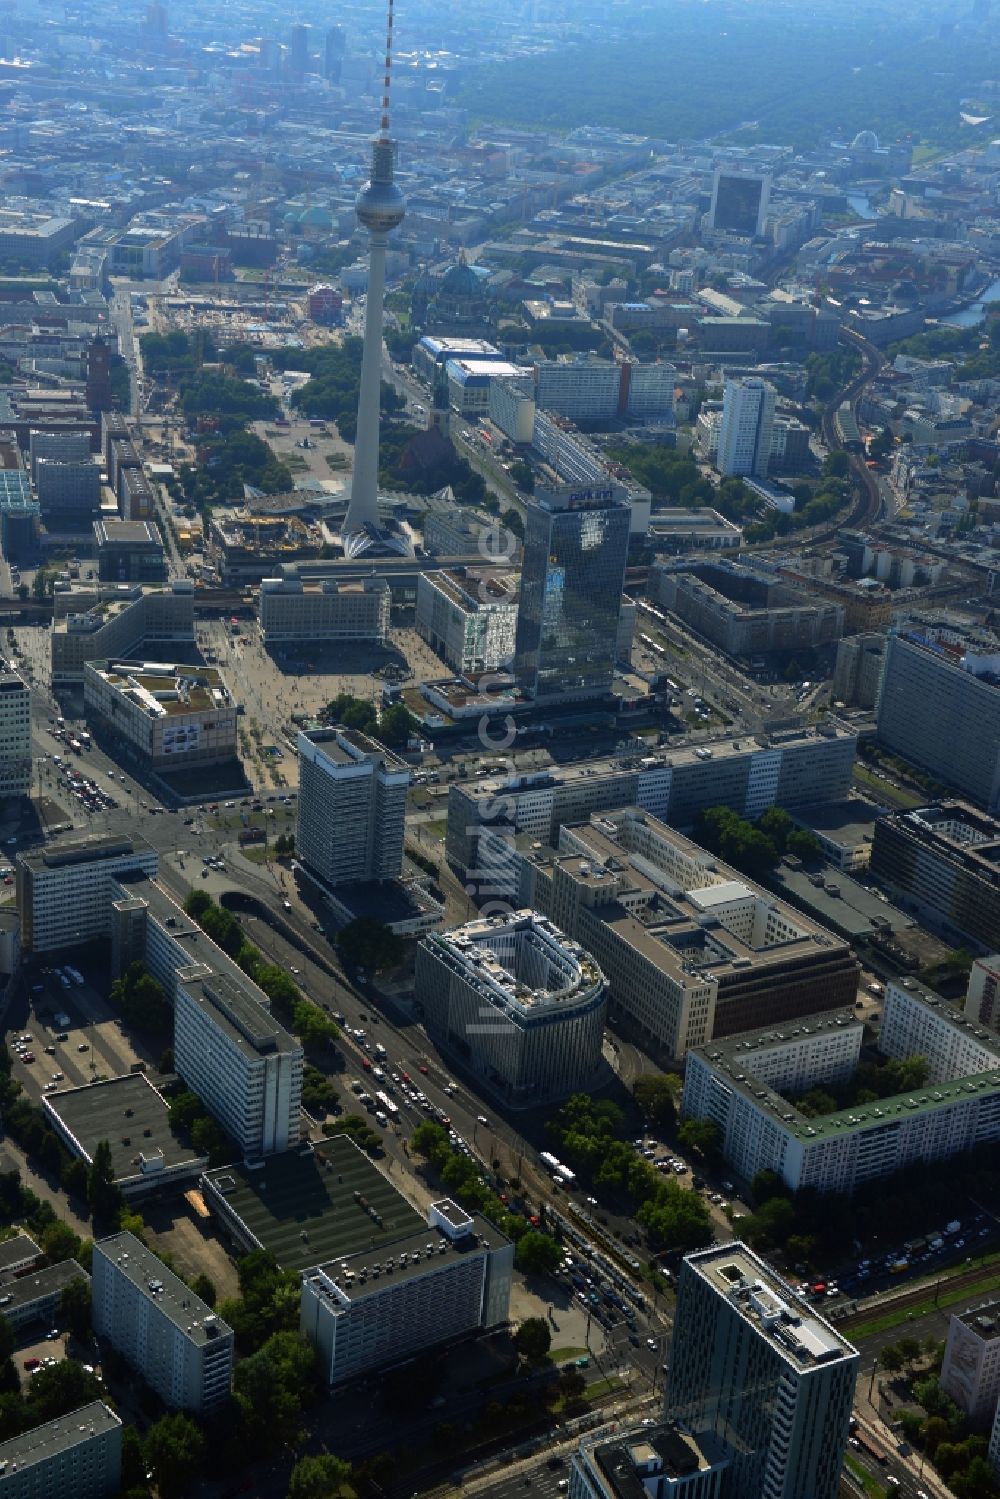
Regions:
[[341, 0, 410, 558]]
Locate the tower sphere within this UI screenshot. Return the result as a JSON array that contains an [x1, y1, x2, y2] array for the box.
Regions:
[[355, 177, 406, 235]]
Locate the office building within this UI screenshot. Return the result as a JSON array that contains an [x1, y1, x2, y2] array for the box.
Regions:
[[300, 1195, 513, 1385], [647, 509, 742, 555], [966, 955, 1000, 1034], [50, 581, 195, 687], [16, 833, 158, 952], [415, 911, 608, 1105], [533, 356, 675, 425], [665, 1243, 857, 1499], [35, 458, 100, 514], [708, 171, 771, 237], [174, 972, 303, 1159], [416, 568, 519, 676], [45, 1074, 208, 1199], [513, 485, 631, 704], [877, 626, 1000, 812], [289, 21, 310, 74], [716, 378, 776, 479], [530, 417, 651, 536], [93, 518, 166, 583], [0, 662, 30, 798], [28, 429, 91, 483], [324, 25, 345, 81], [83, 660, 238, 771], [296, 728, 409, 889], [942, 1301, 1000, 1422], [832, 633, 886, 710], [446, 720, 858, 886], [488, 375, 535, 445], [570, 1421, 729, 1499], [990, 1397, 1000, 1479], [494, 809, 858, 1060], [93, 1232, 233, 1412], [118, 463, 155, 522], [870, 802, 1000, 954], [654, 560, 843, 660], [0, 1402, 121, 1499], [200, 1136, 513, 1382], [257, 571, 390, 646], [0, 1234, 40, 1281], [682, 980, 1000, 1194]]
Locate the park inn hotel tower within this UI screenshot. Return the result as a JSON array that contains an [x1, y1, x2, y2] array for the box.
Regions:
[[664, 1243, 859, 1499]]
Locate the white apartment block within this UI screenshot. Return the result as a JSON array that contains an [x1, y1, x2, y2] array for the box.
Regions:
[[174, 972, 303, 1158], [16, 833, 158, 952], [51, 581, 195, 686], [881, 978, 1000, 1083], [683, 986, 1000, 1194], [92, 1233, 233, 1413], [942, 1301, 1000, 1422], [717, 377, 776, 478], [415, 568, 518, 676], [296, 728, 409, 889], [0, 1402, 121, 1498], [0, 664, 31, 797], [415, 911, 608, 1105], [488, 375, 535, 444], [301, 1199, 513, 1385], [258, 572, 390, 646], [966, 956, 1000, 1034]]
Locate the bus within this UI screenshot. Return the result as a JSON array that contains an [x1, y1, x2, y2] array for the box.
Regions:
[[69, 739, 82, 754], [375, 1090, 398, 1117], [79, 732, 91, 748]]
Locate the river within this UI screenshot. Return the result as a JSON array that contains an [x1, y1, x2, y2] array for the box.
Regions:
[[846, 192, 875, 219], [942, 275, 1000, 327]]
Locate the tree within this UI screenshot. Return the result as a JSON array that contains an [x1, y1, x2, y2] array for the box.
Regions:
[[378, 703, 417, 749], [232, 1331, 318, 1453], [144, 1413, 206, 1499], [87, 1139, 122, 1226], [898, 1335, 923, 1368], [288, 1454, 354, 1499], [61, 1158, 89, 1201], [514, 1317, 552, 1364], [786, 828, 822, 862], [26, 1360, 101, 1423], [336, 918, 405, 974], [822, 450, 850, 479], [59, 1276, 91, 1338], [879, 1344, 904, 1373], [120, 1425, 148, 1491], [191, 1272, 217, 1307], [16, 583, 27, 602], [514, 1230, 562, 1276], [676, 1118, 723, 1165], [633, 1074, 680, 1132], [42, 1219, 81, 1264]]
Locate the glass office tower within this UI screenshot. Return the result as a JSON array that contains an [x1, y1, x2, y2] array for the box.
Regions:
[[513, 485, 631, 704]]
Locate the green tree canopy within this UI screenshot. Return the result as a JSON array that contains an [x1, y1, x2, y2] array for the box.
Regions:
[[514, 1316, 552, 1363], [143, 1413, 206, 1499]]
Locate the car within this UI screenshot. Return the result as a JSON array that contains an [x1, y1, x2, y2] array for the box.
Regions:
[[43, 1045, 55, 1055], [22, 1053, 34, 1063], [45, 1329, 58, 1340], [22, 1358, 39, 1371], [419, 1064, 429, 1074], [77, 1043, 88, 1052], [477, 1115, 489, 1126], [646, 1337, 658, 1349], [50, 1072, 64, 1081], [886, 1478, 900, 1489]]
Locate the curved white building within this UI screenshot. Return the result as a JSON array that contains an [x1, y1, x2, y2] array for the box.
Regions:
[[415, 910, 607, 1106]]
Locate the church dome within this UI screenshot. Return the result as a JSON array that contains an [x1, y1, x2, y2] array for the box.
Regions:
[[852, 129, 879, 150], [440, 259, 482, 300]]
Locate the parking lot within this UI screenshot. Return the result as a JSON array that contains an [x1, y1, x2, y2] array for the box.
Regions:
[[10, 965, 152, 1105]]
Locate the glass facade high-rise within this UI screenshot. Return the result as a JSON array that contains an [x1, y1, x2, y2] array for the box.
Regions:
[[513, 486, 630, 703]]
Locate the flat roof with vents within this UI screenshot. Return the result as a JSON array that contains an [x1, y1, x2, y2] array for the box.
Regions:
[[43, 1073, 208, 1187], [94, 1230, 232, 1346], [201, 1135, 426, 1273], [0, 1401, 121, 1472]]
